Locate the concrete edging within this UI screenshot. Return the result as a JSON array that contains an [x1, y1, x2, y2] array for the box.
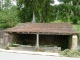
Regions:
[[0, 48, 60, 56]]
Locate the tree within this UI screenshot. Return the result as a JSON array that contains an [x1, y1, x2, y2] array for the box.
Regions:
[[17, 0, 54, 23], [53, 0, 80, 24], [0, 0, 20, 28], [36, 0, 54, 22], [0, 6, 20, 28], [3, 0, 12, 9], [17, 0, 33, 22], [0, 0, 4, 9]]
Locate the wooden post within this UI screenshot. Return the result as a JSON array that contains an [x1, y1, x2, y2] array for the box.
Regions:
[[36, 34, 39, 48], [71, 35, 78, 50]]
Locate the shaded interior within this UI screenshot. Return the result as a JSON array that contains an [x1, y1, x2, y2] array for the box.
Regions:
[[12, 34, 70, 50]]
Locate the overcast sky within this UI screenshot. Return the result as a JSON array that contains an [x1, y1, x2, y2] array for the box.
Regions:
[[54, 0, 60, 4]]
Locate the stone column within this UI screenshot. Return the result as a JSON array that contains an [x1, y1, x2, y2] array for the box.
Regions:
[[71, 35, 78, 50], [36, 34, 39, 48], [3, 33, 9, 47]]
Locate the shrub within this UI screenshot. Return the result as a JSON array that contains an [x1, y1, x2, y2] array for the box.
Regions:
[[5, 46, 10, 50], [70, 15, 79, 24]]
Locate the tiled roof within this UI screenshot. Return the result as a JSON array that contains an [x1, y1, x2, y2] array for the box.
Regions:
[[4, 23, 78, 35]]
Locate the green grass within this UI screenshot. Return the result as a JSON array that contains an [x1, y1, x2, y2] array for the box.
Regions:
[[60, 49, 80, 57], [73, 24, 80, 33]]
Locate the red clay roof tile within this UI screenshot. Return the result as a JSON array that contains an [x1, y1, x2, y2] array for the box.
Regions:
[[4, 23, 78, 35]]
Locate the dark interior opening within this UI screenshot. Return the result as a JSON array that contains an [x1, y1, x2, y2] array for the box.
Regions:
[[16, 34, 36, 46], [39, 35, 69, 50], [12, 34, 70, 50]]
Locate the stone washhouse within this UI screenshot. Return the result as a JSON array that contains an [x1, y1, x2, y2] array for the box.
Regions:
[[3, 23, 78, 50]]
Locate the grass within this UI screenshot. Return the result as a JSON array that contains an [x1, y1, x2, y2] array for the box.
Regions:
[[60, 49, 80, 57], [73, 24, 80, 33]]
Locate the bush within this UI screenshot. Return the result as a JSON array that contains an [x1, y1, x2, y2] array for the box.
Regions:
[[5, 46, 10, 50], [0, 7, 20, 28], [60, 49, 80, 57], [70, 15, 79, 24]]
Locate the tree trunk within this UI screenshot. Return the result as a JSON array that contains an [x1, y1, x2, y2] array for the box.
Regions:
[[1, 0, 3, 9], [40, 13, 43, 23], [32, 11, 36, 23]]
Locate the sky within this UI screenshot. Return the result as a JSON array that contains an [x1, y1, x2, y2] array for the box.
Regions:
[[51, 0, 61, 6], [11, 0, 16, 5], [54, 0, 60, 5]]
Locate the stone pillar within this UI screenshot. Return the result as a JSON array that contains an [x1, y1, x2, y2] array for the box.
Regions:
[[36, 34, 39, 48], [71, 35, 78, 50], [3, 33, 9, 47]]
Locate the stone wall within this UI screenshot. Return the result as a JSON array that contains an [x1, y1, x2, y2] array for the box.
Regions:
[[78, 33, 80, 50], [0, 29, 5, 43], [0, 29, 6, 47], [0, 29, 5, 38]]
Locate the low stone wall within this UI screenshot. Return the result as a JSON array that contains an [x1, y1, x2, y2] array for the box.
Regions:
[[0, 29, 5, 38], [78, 33, 80, 50], [0, 29, 6, 47]]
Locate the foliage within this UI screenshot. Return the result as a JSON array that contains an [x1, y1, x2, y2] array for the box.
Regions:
[[70, 15, 79, 24], [5, 46, 10, 50], [17, 0, 54, 23], [3, 0, 12, 9], [53, 20, 63, 23], [17, 0, 33, 22], [35, 0, 54, 22], [0, 6, 20, 28], [9, 43, 20, 47], [53, 0, 80, 24], [0, 0, 80, 28], [0, 0, 20, 28], [60, 49, 80, 57]]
